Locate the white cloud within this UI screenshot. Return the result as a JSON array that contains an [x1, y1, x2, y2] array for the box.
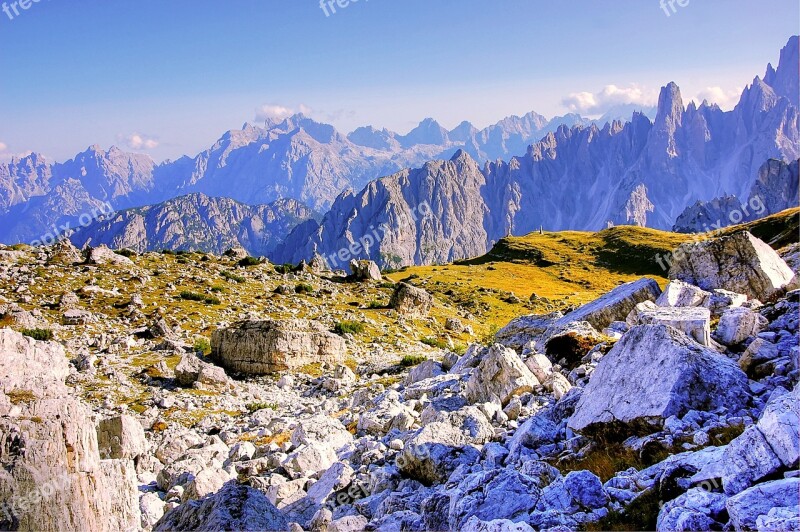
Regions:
[[254, 103, 313, 122], [0, 143, 28, 163], [124, 133, 159, 150], [562, 84, 658, 116], [692, 86, 742, 111]]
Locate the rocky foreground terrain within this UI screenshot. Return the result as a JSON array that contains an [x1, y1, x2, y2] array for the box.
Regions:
[[0, 219, 798, 531]]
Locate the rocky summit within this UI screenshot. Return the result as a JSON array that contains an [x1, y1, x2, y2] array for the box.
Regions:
[[0, 210, 797, 531]]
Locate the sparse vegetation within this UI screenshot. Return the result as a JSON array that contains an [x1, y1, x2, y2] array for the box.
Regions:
[[481, 323, 500, 346], [246, 402, 279, 413], [334, 320, 365, 335], [179, 291, 221, 305], [221, 271, 246, 283], [295, 283, 314, 294], [400, 354, 427, 367], [7, 389, 37, 405], [238, 256, 262, 267], [421, 336, 448, 349], [21, 328, 54, 341], [194, 337, 212, 356]]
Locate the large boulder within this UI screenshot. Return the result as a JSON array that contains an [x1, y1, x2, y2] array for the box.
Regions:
[[390, 283, 433, 318], [495, 312, 563, 352], [0, 329, 140, 531], [668, 231, 795, 301], [211, 319, 346, 374], [464, 344, 540, 406], [568, 325, 750, 438], [713, 307, 768, 346], [557, 278, 662, 331], [397, 422, 481, 485], [721, 386, 799, 495], [96, 415, 147, 460], [634, 306, 712, 346], [155, 480, 289, 531]]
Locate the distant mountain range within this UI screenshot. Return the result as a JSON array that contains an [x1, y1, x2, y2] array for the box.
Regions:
[[3, 37, 798, 268], [0, 105, 637, 246], [69, 194, 319, 256]]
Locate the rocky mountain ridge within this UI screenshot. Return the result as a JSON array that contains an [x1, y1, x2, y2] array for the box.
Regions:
[[275, 37, 799, 267]]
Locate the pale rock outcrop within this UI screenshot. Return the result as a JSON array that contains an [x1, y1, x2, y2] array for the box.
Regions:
[[556, 278, 662, 331], [568, 325, 750, 437], [635, 305, 712, 346], [721, 426, 783, 495], [390, 283, 433, 318], [495, 312, 563, 352], [704, 289, 748, 317], [397, 422, 481, 485], [656, 280, 711, 307], [755, 387, 800, 467], [726, 478, 800, 532], [96, 415, 147, 460], [656, 488, 728, 532], [291, 415, 353, 451], [524, 353, 553, 383], [0, 329, 140, 531], [668, 231, 795, 300], [155, 480, 289, 531], [211, 319, 346, 374], [464, 344, 540, 406], [349, 259, 382, 281], [713, 307, 768, 346], [85, 244, 134, 266]]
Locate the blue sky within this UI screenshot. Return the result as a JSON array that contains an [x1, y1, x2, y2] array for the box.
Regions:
[[0, 0, 797, 162]]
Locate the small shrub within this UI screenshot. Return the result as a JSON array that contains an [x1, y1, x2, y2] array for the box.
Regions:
[[210, 285, 225, 293], [246, 402, 279, 413], [238, 256, 262, 267], [400, 355, 427, 367], [295, 283, 314, 294], [452, 343, 468, 355], [481, 323, 501, 346], [194, 337, 212, 356], [334, 321, 365, 335], [274, 263, 296, 274], [21, 328, 53, 341], [421, 337, 448, 349], [180, 291, 220, 305], [367, 300, 385, 309], [161, 249, 176, 255], [115, 248, 137, 258], [221, 271, 246, 283]]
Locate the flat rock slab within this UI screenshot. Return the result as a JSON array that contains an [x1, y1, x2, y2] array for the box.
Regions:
[[212, 319, 346, 374]]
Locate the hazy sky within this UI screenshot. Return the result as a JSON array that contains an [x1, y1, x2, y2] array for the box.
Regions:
[[0, 0, 797, 163]]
